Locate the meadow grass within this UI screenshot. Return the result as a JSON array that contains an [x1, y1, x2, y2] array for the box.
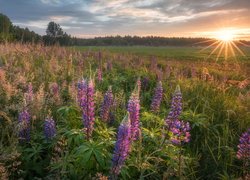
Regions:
[[0, 43, 249, 179]]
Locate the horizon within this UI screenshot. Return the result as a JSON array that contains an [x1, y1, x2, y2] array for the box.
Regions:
[[0, 0, 250, 40]]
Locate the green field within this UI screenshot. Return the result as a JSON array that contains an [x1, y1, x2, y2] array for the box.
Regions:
[[75, 46, 250, 62]]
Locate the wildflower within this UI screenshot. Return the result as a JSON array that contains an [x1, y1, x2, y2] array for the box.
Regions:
[[18, 108, 31, 143], [168, 119, 191, 145], [77, 78, 95, 140], [97, 67, 103, 82], [150, 81, 163, 112], [137, 77, 141, 95], [165, 85, 182, 125], [100, 86, 113, 122], [237, 128, 250, 160], [111, 113, 131, 176], [44, 117, 56, 140], [141, 76, 149, 90], [127, 83, 140, 141]]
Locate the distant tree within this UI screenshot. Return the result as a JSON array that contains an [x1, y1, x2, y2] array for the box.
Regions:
[[0, 13, 12, 34], [46, 21, 63, 37]]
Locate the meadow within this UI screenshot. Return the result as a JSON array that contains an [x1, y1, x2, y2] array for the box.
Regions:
[[0, 43, 249, 179]]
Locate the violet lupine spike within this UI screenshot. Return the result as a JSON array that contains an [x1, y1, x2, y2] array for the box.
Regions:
[[100, 87, 113, 122], [111, 113, 131, 176], [18, 108, 31, 143], [165, 85, 183, 127], [136, 77, 141, 96], [77, 79, 88, 109], [97, 67, 103, 82], [44, 117, 56, 140], [236, 128, 250, 160], [150, 81, 163, 113], [141, 77, 149, 91], [77, 78, 95, 140], [167, 119, 191, 145], [85, 79, 95, 140], [127, 84, 140, 141]]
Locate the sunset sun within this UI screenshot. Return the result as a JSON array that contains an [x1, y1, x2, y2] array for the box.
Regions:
[[215, 30, 235, 42]]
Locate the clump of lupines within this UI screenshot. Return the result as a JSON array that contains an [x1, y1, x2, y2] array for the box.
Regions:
[[236, 128, 250, 160], [167, 119, 191, 145], [77, 78, 95, 140], [165, 85, 182, 126], [100, 86, 113, 122], [18, 108, 31, 143], [44, 117, 56, 140], [127, 82, 140, 141], [111, 113, 131, 176], [150, 81, 163, 113]]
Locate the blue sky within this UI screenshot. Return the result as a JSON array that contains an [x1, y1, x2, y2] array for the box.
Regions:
[[0, 0, 250, 39]]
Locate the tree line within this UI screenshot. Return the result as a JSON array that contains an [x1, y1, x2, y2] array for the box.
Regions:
[[0, 13, 249, 46]]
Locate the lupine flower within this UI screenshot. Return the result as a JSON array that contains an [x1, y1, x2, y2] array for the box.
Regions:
[[236, 128, 250, 160], [44, 117, 56, 140], [77, 79, 88, 110], [141, 77, 149, 90], [77, 78, 95, 140], [100, 87, 113, 122], [150, 81, 163, 113], [18, 108, 31, 143], [167, 119, 191, 145], [85, 79, 95, 139], [97, 67, 103, 82], [111, 113, 131, 176], [127, 83, 140, 141], [50, 82, 59, 96], [137, 77, 141, 95], [165, 85, 182, 125]]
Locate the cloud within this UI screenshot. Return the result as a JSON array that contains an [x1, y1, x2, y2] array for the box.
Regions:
[[0, 0, 249, 38]]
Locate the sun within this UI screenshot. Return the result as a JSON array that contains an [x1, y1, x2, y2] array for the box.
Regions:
[[215, 29, 235, 42]]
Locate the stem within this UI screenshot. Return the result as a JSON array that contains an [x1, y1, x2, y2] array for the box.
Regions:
[[178, 145, 182, 179]]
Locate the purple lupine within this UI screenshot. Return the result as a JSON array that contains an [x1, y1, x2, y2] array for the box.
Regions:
[[150, 81, 163, 113], [237, 128, 250, 160], [77, 78, 95, 140], [127, 84, 140, 141], [167, 119, 191, 145], [165, 85, 182, 125], [85, 79, 95, 140], [137, 77, 141, 95], [77, 79, 88, 116], [50, 82, 59, 96], [100, 87, 113, 122], [111, 113, 131, 176], [97, 67, 103, 82], [44, 117, 56, 140], [141, 77, 149, 91], [18, 108, 31, 143]]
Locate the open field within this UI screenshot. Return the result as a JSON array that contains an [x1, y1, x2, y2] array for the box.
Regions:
[[75, 46, 250, 62], [0, 43, 249, 179]]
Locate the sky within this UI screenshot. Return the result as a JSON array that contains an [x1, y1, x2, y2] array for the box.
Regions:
[[0, 0, 250, 39]]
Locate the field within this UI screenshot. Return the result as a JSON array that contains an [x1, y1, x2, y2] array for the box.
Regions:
[[0, 43, 250, 179]]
